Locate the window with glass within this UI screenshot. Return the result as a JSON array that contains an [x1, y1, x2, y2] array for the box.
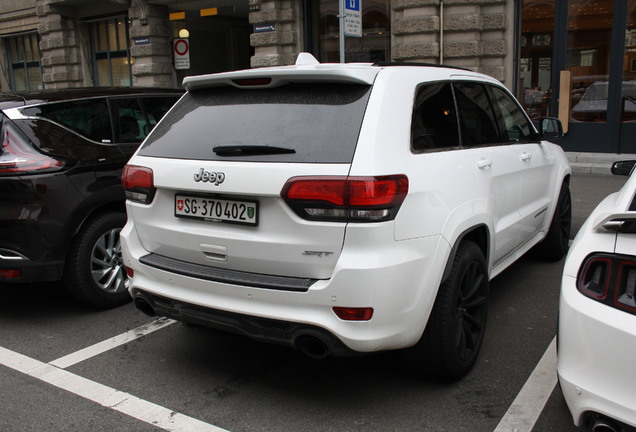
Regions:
[[519, 1, 555, 121], [111, 96, 181, 144], [454, 83, 500, 147], [411, 83, 460, 152], [489, 86, 536, 143], [304, 0, 391, 63], [621, 1, 636, 122], [24, 99, 113, 143], [567, 0, 613, 123], [4, 33, 43, 91], [88, 17, 132, 87]]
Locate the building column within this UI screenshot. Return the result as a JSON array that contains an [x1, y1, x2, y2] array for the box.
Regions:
[[249, 0, 298, 67], [36, 0, 83, 88], [128, 0, 175, 87], [392, 0, 509, 85]]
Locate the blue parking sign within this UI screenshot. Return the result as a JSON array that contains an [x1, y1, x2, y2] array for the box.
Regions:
[[346, 0, 360, 12]]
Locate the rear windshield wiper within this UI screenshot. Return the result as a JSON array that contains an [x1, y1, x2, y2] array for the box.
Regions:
[[212, 145, 296, 156]]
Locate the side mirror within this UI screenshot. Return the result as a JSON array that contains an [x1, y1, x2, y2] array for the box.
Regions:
[[611, 160, 636, 176], [539, 117, 563, 140]]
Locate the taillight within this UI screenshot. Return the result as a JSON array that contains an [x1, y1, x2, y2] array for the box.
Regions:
[[122, 164, 155, 204], [0, 123, 64, 175], [0, 269, 22, 279], [577, 254, 636, 315], [281, 175, 408, 222]]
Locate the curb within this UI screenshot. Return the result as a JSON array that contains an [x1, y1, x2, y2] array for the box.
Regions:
[[566, 152, 636, 175]]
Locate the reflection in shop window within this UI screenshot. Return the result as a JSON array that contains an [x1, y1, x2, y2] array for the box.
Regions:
[[4, 33, 43, 91], [306, 0, 390, 63], [519, 1, 554, 121], [622, 2, 636, 122], [567, 0, 612, 123]]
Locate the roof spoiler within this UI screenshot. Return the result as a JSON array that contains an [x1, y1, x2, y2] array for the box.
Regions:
[[182, 53, 378, 91]]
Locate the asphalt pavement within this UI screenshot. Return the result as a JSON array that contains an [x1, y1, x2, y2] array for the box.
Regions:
[[0, 171, 629, 432]]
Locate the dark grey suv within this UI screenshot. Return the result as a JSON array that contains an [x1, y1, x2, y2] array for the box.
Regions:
[[0, 87, 182, 308]]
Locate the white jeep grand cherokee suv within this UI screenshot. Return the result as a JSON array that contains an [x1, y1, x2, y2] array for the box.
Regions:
[[121, 53, 571, 379]]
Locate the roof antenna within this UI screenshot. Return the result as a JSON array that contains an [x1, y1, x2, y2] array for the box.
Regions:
[[295, 53, 320, 66]]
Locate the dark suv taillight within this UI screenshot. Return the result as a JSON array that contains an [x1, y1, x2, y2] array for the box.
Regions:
[[577, 254, 636, 315], [281, 175, 408, 222], [122, 164, 156, 204], [0, 123, 64, 175]]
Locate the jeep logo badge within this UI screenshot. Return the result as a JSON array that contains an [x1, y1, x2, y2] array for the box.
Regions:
[[194, 168, 225, 185]]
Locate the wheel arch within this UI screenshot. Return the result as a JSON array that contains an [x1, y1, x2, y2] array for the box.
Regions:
[[65, 200, 127, 254], [441, 224, 489, 283]]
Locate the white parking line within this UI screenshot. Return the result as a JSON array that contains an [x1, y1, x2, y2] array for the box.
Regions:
[[0, 345, 228, 432], [49, 317, 175, 369], [493, 337, 557, 432]]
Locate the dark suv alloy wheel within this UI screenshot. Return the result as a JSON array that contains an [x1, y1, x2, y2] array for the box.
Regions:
[[403, 240, 489, 380], [63, 212, 130, 309]]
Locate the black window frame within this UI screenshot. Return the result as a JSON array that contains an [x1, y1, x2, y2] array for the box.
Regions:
[[87, 16, 132, 87], [4, 33, 43, 91]]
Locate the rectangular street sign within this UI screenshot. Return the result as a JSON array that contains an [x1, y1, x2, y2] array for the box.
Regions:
[[344, 0, 362, 37]]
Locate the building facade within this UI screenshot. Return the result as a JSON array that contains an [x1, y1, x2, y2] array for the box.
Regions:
[[0, 0, 632, 153]]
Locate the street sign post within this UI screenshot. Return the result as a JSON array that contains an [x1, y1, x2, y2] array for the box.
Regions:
[[339, 0, 362, 63]]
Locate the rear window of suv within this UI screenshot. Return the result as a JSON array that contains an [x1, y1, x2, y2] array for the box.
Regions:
[[138, 83, 372, 163]]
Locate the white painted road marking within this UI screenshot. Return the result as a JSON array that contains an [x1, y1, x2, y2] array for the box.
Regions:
[[0, 345, 228, 432], [50, 317, 175, 369], [493, 337, 558, 432], [1, 316, 561, 432]]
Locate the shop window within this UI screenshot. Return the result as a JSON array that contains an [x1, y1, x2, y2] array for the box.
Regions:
[[88, 17, 132, 87], [305, 0, 391, 63], [4, 33, 43, 91]]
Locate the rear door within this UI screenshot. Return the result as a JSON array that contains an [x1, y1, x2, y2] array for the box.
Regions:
[[129, 82, 373, 279]]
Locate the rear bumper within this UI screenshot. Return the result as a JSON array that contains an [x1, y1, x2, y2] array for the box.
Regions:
[[0, 253, 64, 283], [132, 288, 354, 356], [121, 221, 451, 353], [557, 274, 636, 429]]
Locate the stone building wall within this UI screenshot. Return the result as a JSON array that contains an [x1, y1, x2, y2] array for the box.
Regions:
[[0, 0, 516, 90], [128, 0, 174, 87], [249, 0, 299, 68], [248, 0, 513, 86], [392, 0, 512, 85], [36, 0, 84, 88]]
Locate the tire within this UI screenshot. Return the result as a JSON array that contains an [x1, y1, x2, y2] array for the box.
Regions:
[[403, 241, 488, 380], [532, 182, 572, 262], [63, 211, 131, 309]]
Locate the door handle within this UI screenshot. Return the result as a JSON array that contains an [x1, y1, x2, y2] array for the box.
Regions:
[[476, 158, 493, 169], [520, 152, 532, 162]]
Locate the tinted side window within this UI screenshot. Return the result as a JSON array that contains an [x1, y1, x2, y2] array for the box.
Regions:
[[489, 86, 536, 143], [112, 98, 146, 143], [411, 83, 460, 152], [140, 96, 179, 130], [23, 99, 112, 143], [112, 96, 179, 144], [454, 83, 501, 147]]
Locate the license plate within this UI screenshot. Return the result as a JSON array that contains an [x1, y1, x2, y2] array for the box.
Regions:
[[175, 194, 258, 226]]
